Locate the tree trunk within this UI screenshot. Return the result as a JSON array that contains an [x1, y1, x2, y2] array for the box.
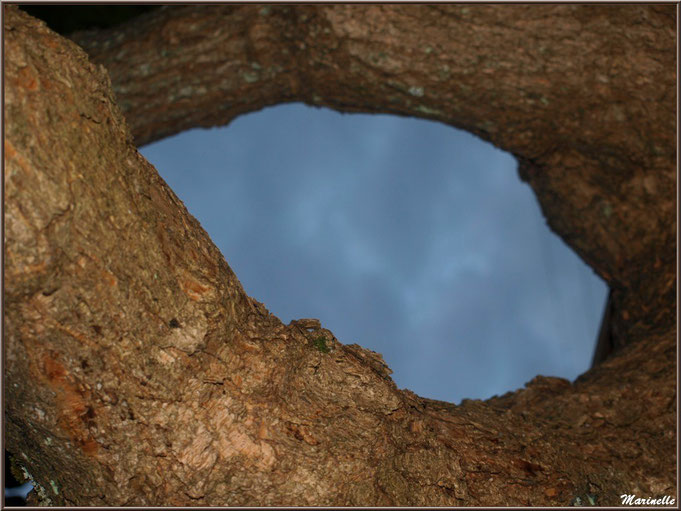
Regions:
[[4, 4, 676, 506]]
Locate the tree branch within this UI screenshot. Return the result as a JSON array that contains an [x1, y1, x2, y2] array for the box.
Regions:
[[71, 4, 676, 339], [5, 5, 676, 505]]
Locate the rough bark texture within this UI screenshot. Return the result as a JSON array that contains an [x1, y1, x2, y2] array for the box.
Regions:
[[4, 4, 676, 506]]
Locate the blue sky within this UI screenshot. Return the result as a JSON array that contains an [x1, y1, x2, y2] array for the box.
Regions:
[[140, 103, 608, 404]]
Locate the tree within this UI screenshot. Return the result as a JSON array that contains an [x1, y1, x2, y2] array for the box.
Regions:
[[4, 4, 676, 506]]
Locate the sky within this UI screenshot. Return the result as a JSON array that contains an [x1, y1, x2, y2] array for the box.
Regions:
[[139, 103, 608, 405]]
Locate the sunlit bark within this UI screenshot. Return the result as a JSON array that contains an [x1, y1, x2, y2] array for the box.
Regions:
[[4, 5, 675, 505]]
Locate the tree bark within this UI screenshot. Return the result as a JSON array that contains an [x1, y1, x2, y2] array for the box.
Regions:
[[4, 4, 676, 506]]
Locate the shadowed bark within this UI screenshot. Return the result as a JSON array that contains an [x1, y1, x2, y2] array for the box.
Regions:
[[4, 4, 676, 506]]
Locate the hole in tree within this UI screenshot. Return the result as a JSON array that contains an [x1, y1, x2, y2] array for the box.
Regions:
[[140, 103, 608, 404]]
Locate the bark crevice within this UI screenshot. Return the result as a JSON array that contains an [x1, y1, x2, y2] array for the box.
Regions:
[[4, 5, 675, 506]]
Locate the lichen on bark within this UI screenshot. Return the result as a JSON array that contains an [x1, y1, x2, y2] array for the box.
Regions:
[[4, 4, 676, 506]]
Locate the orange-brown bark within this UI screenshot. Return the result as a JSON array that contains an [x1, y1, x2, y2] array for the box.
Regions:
[[4, 5, 676, 506]]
